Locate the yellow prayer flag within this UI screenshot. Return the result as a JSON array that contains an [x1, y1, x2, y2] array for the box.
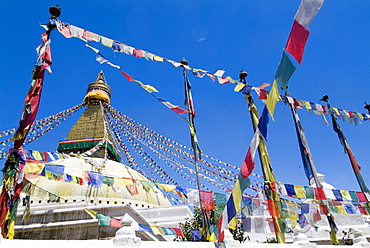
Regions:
[[209, 232, 217, 242], [229, 216, 237, 230], [231, 180, 242, 213], [32, 150, 43, 161], [303, 101, 311, 110], [7, 220, 15, 239], [85, 44, 99, 53], [336, 206, 347, 215], [84, 208, 98, 219], [294, 185, 306, 198], [157, 183, 176, 191], [265, 80, 280, 120], [153, 55, 164, 62], [340, 190, 352, 201], [25, 162, 44, 175], [142, 84, 158, 93], [151, 226, 164, 235], [333, 107, 340, 116], [115, 178, 134, 187], [234, 83, 245, 92]]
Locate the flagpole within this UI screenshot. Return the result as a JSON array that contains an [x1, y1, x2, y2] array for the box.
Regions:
[[0, 5, 60, 239], [286, 94, 338, 244], [285, 94, 322, 188], [321, 95, 370, 194], [180, 59, 207, 241], [240, 71, 285, 243]]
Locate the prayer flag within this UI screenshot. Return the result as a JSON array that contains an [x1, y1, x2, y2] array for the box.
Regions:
[[314, 187, 326, 200], [267, 200, 280, 217], [97, 213, 111, 225], [294, 0, 325, 28], [112, 41, 123, 52], [134, 48, 144, 58], [265, 80, 280, 119], [139, 224, 152, 232], [258, 105, 269, 141], [191, 229, 201, 241], [120, 70, 134, 81], [241, 130, 260, 178], [84, 208, 97, 219], [173, 228, 185, 237], [95, 53, 120, 69], [126, 181, 139, 196], [285, 20, 310, 64], [110, 217, 122, 228], [275, 51, 296, 92], [200, 190, 215, 210], [13, 42, 52, 149], [356, 192, 367, 202], [101, 36, 113, 47], [153, 95, 188, 114]]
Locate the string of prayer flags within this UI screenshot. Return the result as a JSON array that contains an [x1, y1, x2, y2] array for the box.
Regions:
[[55, 18, 244, 88], [287, 96, 370, 125], [152, 95, 188, 114], [87, 43, 189, 117]]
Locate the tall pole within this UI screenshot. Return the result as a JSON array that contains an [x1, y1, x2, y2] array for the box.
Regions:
[[286, 94, 338, 244], [240, 71, 285, 243], [322, 95, 370, 194], [285, 95, 322, 188], [180, 59, 207, 240], [0, 5, 60, 239]]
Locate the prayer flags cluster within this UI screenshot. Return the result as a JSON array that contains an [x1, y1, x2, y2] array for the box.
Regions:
[[289, 96, 370, 125], [84, 209, 185, 236], [0, 20, 56, 239], [54, 18, 245, 88]]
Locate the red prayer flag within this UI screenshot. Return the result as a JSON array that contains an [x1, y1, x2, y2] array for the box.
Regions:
[[241, 131, 259, 178], [319, 204, 329, 215], [134, 49, 144, 58], [173, 228, 185, 237], [126, 181, 139, 196], [13, 44, 52, 149], [267, 200, 280, 217], [285, 20, 310, 64], [110, 217, 122, 228], [359, 206, 368, 215], [120, 70, 134, 81], [200, 190, 215, 210], [258, 89, 267, 100], [356, 192, 368, 202], [314, 187, 326, 200]]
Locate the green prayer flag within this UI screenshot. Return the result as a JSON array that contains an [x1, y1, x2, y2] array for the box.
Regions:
[[97, 213, 111, 226], [348, 191, 359, 202], [103, 176, 114, 185], [304, 186, 314, 199], [275, 51, 296, 92], [140, 181, 156, 192], [238, 173, 251, 192]]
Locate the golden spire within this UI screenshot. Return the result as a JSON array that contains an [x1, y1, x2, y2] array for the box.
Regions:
[[84, 71, 111, 105]]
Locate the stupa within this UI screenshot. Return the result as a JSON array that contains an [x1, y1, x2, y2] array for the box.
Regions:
[[13, 72, 193, 240]]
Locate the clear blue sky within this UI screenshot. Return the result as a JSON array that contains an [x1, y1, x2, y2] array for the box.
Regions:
[[0, 1, 369, 193]]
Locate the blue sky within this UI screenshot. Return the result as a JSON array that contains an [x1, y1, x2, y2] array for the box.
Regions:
[[0, 1, 369, 194]]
